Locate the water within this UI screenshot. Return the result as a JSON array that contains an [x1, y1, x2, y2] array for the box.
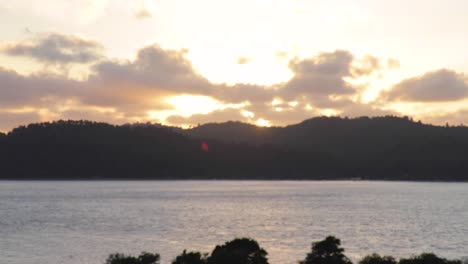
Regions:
[[0, 181, 467, 264]]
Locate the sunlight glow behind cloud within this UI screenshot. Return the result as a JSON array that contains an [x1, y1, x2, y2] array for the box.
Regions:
[[255, 118, 271, 127], [2, 0, 468, 131], [166, 95, 230, 117]]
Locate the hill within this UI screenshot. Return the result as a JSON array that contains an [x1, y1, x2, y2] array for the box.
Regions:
[[0, 120, 337, 179], [187, 116, 468, 180], [1, 116, 468, 180]]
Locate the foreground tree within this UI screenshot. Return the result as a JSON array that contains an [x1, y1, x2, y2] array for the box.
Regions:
[[172, 250, 207, 264], [360, 254, 397, 264], [102, 237, 465, 264], [207, 238, 269, 264], [300, 236, 352, 264], [105, 252, 160, 264]]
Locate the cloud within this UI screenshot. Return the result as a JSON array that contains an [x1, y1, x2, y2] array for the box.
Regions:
[[278, 50, 384, 107], [58, 107, 129, 124], [165, 49, 397, 126], [242, 102, 318, 125], [382, 69, 468, 102], [338, 101, 395, 117], [132, 0, 155, 19], [236, 57, 250, 65], [0, 111, 41, 132], [135, 8, 152, 19], [83, 45, 213, 113], [421, 109, 468, 126], [0, 67, 80, 108], [351, 55, 399, 76], [167, 108, 247, 126], [212, 51, 389, 108], [275, 51, 289, 61], [0, 42, 212, 125], [90, 45, 210, 92], [387, 58, 400, 69], [0, 35, 413, 131], [1, 33, 104, 64], [283, 50, 355, 97], [166, 98, 394, 128], [213, 83, 275, 104], [79, 0, 109, 24]]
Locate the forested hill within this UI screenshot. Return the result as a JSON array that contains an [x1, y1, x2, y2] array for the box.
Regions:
[[1, 117, 468, 181], [188, 116, 468, 159]]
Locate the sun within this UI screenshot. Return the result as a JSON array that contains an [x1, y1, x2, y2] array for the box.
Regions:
[[165, 95, 225, 117], [255, 118, 271, 127]]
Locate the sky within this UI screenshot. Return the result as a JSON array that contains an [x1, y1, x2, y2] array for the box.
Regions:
[[1, 0, 468, 132]]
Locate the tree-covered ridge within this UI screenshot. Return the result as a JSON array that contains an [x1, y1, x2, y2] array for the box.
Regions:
[[189, 116, 468, 158], [187, 116, 468, 180], [105, 236, 464, 264], [1, 116, 468, 180]]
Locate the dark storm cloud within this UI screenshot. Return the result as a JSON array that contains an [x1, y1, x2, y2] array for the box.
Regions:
[[1, 33, 103, 64], [382, 69, 468, 102]]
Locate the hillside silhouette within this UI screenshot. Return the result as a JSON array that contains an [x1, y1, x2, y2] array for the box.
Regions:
[[1, 116, 468, 180]]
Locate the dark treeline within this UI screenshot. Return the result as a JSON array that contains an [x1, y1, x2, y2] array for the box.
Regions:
[[2, 116, 468, 180], [104, 236, 464, 264]]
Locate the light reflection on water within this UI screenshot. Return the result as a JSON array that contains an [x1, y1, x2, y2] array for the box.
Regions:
[[0, 181, 467, 264]]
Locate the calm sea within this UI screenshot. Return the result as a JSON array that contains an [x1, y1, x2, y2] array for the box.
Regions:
[[1, 181, 467, 264]]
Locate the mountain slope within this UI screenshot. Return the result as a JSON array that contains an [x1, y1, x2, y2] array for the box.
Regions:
[[1, 117, 468, 180], [0, 120, 339, 179]]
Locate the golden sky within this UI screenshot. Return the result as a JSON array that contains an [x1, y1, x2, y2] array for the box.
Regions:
[[1, 0, 468, 131]]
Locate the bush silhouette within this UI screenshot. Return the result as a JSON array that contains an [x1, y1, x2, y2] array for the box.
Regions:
[[399, 253, 461, 264], [360, 254, 397, 264], [105, 252, 160, 264], [172, 250, 207, 264], [207, 238, 269, 264], [300, 236, 352, 264]]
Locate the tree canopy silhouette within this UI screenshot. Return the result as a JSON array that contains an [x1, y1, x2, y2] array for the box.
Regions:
[[359, 254, 397, 264], [207, 238, 269, 264], [299, 236, 352, 264], [103, 236, 464, 264], [172, 250, 207, 264], [105, 252, 160, 264]]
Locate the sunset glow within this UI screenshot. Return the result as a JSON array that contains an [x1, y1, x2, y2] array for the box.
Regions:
[[1, 0, 468, 132], [2, 3, 468, 263]]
